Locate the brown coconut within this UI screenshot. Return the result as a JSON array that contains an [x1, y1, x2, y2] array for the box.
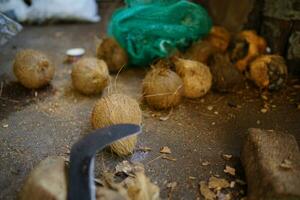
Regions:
[[205, 26, 231, 52], [183, 40, 219, 64], [229, 30, 267, 72], [249, 55, 288, 90], [71, 57, 109, 95], [142, 67, 183, 110], [91, 94, 142, 156], [96, 37, 128, 73], [13, 49, 55, 89], [208, 53, 244, 92], [174, 58, 212, 98]]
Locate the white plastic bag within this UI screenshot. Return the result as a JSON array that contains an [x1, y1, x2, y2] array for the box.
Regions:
[[0, 0, 100, 23], [0, 0, 29, 22], [27, 0, 100, 23]]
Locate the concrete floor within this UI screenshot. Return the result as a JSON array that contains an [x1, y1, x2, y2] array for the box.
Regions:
[[1, 2, 300, 200]]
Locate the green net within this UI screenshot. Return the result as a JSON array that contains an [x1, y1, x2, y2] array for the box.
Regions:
[[108, 0, 212, 66]]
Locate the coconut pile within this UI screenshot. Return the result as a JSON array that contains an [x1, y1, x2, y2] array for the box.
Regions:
[[11, 27, 289, 155], [13, 26, 289, 200]]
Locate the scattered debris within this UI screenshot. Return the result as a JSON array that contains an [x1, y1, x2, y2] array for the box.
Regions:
[[207, 106, 214, 111], [279, 159, 293, 170], [166, 181, 177, 189], [230, 181, 235, 188], [137, 147, 152, 152], [162, 155, 177, 162], [208, 176, 230, 191], [260, 108, 268, 113], [202, 161, 210, 166], [256, 120, 261, 125], [222, 154, 232, 161], [200, 181, 216, 200], [2, 124, 8, 128], [160, 146, 171, 154], [189, 176, 196, 180], [224, 165, 236, 176]]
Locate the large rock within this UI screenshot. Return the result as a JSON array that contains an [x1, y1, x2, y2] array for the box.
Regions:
[[241, 128, 300, 200], [20, 156, 68, 200]]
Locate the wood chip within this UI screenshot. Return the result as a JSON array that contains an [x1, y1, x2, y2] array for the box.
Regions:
[[189, 176, 196, 180], [2, 124, 8, 128], [208, 176, 230, 191], [202, 161, 210, 166], [224, 165, 236, 176], [162, 155, 176, 162], [200, 181, 216, 200], [160, 146, 171, 154], [222, 154, 232, 161]]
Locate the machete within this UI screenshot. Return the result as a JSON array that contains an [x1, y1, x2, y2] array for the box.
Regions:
[[67, 123, 141, 200]]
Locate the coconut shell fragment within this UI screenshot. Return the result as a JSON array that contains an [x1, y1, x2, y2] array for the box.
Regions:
[[71, 57, 109, 95], [96, 37, 128, 73], [208, 53, 244, 92], [174, 58, 212, 98], [249, 55, 288, 90], [142, 67, 183, 110], [91, 94, 142, 156], [13, 49, 55, 89], [229, 30, 267, 72]]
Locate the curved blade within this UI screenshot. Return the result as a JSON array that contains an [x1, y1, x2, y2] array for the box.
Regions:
[[67, 123, 142, 200]]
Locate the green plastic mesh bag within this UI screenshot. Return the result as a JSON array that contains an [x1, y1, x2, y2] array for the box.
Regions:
[[108, 0, 212, 66]]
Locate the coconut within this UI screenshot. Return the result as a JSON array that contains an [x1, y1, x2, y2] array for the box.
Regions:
[[96, 37, 128, 73], [174, 58, 212, 98], [71, 57, 109, 95], [208, 53, 244, 92], [183, 40, 218, 64], [249, 55, 287, 90], [229, 30, 267, 72], [91, 94, 142, 156], [205, 26, 231, 52], [13, 49, 55, 89], [142, 67, 183, 110]]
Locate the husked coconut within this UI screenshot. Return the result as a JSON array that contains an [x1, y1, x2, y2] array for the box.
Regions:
[[142, 67, 183, 110], [174, 58, 212, 98], [71, 57, 109, 95], [91, 94, 142, 156], [13, 49, 55, 89], [205, 26, 231, 52], [208, 53, 244, 92], [249, 55, 287, 90], [229, 30, 267, 72], [96, 37, 128, 73]]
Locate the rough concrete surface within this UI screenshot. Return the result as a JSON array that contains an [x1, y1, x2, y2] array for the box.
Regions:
[[241, 128, 300, 200], [0, 1, 300, 199]]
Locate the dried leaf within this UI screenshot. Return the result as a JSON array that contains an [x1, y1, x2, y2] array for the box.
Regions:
[[127, 172, 160, 200], [279, 159, 293, 170], [224, 165, 236, 176], [160, 146, 171, 154], [208, 176, 230, 191], [200, 181, 216, 200], [162, 155, 176, 161], [222, 154, 232, 160], [202, 161, 210, 166]]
